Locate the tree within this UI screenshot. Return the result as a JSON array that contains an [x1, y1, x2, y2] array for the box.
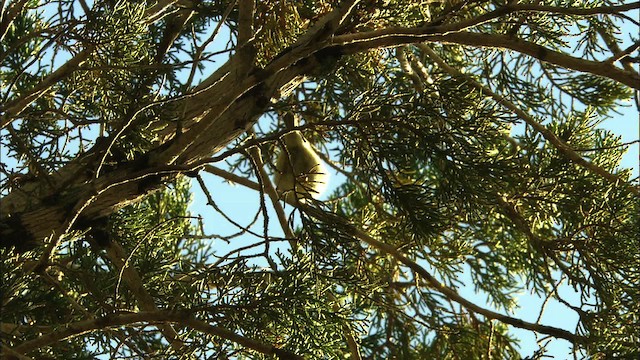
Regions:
[[1, 0, 639, 358]]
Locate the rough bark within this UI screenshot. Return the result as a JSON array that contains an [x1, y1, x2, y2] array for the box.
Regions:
[[0, 2, 351, 250]]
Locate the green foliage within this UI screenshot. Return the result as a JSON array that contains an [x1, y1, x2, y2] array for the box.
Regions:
[[1, 0, 638, 359], [0, 177, 196, 358]]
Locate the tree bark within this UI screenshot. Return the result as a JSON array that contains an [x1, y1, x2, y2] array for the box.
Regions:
[[0, 3, 350, 250]]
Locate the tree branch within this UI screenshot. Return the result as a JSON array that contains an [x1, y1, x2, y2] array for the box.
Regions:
[[193, 166, 587, 346], [204, 165, 261, 191], [300, 204, 588, 345], [508, 2, 640, 16], [333, 30, 640, 89], [419, 44, 639, 196], [237, 0, 254, 46], [100, 239, 185, 351], [11, 310, 304, 360], [0, 48, 93, 129]]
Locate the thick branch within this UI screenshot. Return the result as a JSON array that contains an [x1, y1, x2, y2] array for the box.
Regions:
[[0, 2, 343, 249], [237, 0, 254, 46], [333, 30, 640, 89], [431, 32, 640, 89], [431, 2, 640, 37]]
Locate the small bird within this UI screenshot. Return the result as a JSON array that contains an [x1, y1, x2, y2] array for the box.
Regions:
[[274, 113, 329, 204]]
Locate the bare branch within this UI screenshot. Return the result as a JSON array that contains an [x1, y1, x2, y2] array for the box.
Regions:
[[204, 165, 261, 192]]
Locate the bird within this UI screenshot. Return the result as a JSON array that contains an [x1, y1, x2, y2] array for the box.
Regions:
[[274, 113, 329, 204]]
